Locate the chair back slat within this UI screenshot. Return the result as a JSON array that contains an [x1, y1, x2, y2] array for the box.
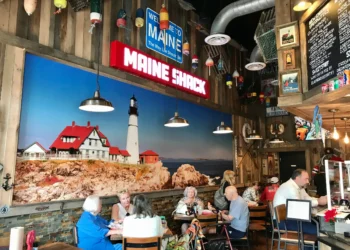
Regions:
[[249, 205, 267, 218], [73, 226, 78, 245], [274, 204, 287, 223], [123, 237, 161, 250], [197, 214, 218, 228], [268, 201, 275, 226]]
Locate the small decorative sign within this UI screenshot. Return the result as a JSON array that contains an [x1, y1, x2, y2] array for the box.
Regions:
[[283, 49, 296, 70], [266, 107, 289, 117], [279, 69, 302, 96], [110, 40, 209, 99], [146, 8, 183, 63]]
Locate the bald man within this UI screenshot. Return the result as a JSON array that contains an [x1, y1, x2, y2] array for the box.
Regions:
[[219, 186, 249, 238]]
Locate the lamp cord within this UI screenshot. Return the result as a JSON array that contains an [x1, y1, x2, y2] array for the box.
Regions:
[[96, 0, 102, 92]]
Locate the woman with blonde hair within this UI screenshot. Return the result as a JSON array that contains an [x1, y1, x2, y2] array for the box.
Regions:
[[213, 170, 236, 210], [111, 189, 134, 222]]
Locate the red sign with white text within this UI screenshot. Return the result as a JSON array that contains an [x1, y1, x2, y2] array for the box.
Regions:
[[110, 40, 210, 99]]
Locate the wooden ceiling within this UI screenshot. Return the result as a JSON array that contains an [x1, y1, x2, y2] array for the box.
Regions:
[[278, 85, 350, 134]]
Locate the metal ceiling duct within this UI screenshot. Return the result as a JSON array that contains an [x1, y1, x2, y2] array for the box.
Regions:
[[245, 45, 266, 71], [205, 0, 275, 46]]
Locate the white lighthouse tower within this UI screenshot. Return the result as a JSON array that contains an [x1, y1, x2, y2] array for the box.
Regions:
[[126, 95, 139, 164]]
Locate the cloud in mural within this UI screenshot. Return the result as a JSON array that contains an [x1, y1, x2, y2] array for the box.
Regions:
[[14, 54, 234, 204]]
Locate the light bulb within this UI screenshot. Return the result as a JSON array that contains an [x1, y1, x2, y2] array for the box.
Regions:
[[345, 133, 349, 144], [333, 126, 340, 140]]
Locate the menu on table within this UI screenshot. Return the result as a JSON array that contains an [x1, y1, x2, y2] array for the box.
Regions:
[[306, 0, 350, 90]]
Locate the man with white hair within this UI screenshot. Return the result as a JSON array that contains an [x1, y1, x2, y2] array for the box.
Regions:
[[220, 186, 249, 238]]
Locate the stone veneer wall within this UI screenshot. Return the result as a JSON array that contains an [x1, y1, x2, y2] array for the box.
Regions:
[[0, 188, 217, 247]]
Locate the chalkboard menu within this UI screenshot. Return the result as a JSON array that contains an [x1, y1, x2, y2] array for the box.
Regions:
[[306, 0, 350, 90]]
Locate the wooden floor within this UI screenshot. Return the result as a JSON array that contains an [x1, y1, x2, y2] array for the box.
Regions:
[[249, 232, 298, 250]]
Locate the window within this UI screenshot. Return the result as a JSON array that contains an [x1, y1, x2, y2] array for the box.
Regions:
[[93, 130, 96, 136], [95, 140, 97, 146], [102, 151, 105, 157], [89, 139, 91, 146], [86, 150, 89, 155]]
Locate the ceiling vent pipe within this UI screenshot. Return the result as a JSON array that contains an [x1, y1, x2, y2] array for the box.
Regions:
[[205, 0, 275, 46], [245, 45, 266, 71]]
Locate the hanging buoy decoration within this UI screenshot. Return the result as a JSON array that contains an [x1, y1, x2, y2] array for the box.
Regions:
[[205, 57, 214, 76], [237, 75, 244, 89], [24, 0, 37, 16], [232, 69, 239, 87], [266, 97, 270, 107], [217, 57, 224, 71], [54, 0, 67, 14], [116, 9, 127, 28], [259, 92, 264, 104], [183, 42, 190, 56], [159, 4, 169, 49], [192, 54, 198, 70], [89, 0, 102, 34], [135, 8, 144, 28], [226, 74, 233, 89]]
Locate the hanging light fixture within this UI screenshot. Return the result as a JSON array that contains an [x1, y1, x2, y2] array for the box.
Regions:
[[269, 134, 285, 144], [329, 109, 339, 140], [246, 120, 262, 140], [293, 0, 312, 12], [213, 121, 233, 134], [164, 88, 189, 128], [341, 117, 349, 144], [79, 10, 114, 113]]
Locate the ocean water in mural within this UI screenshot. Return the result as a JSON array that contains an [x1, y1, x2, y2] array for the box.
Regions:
[[14, 54, 233, 204]]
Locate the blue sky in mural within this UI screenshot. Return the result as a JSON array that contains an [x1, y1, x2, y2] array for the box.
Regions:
[[18, 54, 232, 160]]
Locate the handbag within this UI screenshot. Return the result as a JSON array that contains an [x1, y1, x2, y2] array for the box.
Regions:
[[173, 200, 188, 215], [214, 183, 228, 210]]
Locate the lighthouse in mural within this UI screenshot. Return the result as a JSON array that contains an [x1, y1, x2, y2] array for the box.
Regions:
[[126, 95, 139, 164]]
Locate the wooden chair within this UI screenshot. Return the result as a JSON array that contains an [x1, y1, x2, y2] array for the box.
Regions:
[[229, 218, 251, 250], [123, 237, 161, 250], [249, 205, 268, 250], [274, 204, 318, 250], [72, 226, 78, 246]]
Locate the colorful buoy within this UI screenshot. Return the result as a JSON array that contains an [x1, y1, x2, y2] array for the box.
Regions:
[[54, 0, 67, 14], [217, 57, 224, 71], [226, 74, 233, 89], [192, 54, 198, 70], [259, 92, 264, 104], [116, 9, 127, 28], [159, 4, 169, 48], [24, 0, 37, 16], [266, 97, 271, 107], [183, 42, 190, 56], [135, 8, 144, 28], [237, 75, 244, 89], [205, 57, 214, 76], [89, 0, 102, 34]]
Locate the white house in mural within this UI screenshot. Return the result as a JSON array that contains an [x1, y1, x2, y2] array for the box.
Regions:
[[126, 95, 140, 164], [22, 142, 47, 160]]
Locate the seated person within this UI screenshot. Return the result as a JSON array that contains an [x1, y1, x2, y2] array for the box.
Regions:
[[123, 194, 165, 237], [242, 181, 260, 204], [220, 186, 249, 238], [111, 189, 134, 222], [260, 177, 279, 202], [176, 186, 204, 234], [77, 195, 122, 250], [273, 169, 327, 235]]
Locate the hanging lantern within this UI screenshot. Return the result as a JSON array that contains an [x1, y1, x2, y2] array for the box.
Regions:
[[205, 57, 214, 76], [135, 8, 144, 28], [237, 75, 244, 89], [183, 42, 190, 56], [24, 0, 37, 16], [54, 0, 67, 14], [266, 97, 271, 107], [160, 4, 169, 48], [116, 9, 127, 28], [217, 57, 224, 71], [259, 92, 264, 104], [226, 74, 233, 89], [89, 0, 102, 34], [192, 54, 198, 70]]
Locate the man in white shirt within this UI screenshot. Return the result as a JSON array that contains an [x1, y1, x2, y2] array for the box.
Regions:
[[273, 169, 327, 235]]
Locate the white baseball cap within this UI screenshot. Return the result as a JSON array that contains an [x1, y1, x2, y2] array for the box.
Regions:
[[270, 177, 279, 184]]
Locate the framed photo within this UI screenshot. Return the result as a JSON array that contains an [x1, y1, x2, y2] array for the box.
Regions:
[[279, 69, 301, 96], [276, 21, 299, 49], [283, 49, 296, 70]]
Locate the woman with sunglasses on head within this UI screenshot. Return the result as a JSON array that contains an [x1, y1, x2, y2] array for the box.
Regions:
[[111, 189, 134, 222]]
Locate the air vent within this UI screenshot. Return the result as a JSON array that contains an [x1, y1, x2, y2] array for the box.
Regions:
[[245, 62, 266, 71], [205, 34, 231, 46]]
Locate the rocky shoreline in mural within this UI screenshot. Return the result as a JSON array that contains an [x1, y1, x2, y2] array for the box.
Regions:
[[13, 160, 210, 204]]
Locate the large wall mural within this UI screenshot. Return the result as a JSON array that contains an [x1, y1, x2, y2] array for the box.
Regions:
[[14, 54, 233, 204]]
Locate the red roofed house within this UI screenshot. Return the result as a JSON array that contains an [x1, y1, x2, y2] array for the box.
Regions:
[[119, 150, 131, 163], [50, 121, 129, 162], [22, 142, 47, 160], [139, 150, 159, 164]]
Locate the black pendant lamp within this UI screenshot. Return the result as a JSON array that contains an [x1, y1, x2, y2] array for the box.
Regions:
[[79, 13, 114, 113], [213, 121, 233, 134]]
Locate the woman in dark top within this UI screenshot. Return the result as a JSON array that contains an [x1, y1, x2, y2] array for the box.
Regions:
[[213, 170, 236, 210], [314, 166, 327, 196]]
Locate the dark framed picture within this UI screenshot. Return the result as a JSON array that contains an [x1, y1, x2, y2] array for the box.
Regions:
[[276, 21, 299, 49], [283, 49, 296, 70], [279, 69, 302, 96]]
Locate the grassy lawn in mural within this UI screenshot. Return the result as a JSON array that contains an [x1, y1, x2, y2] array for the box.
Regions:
[[14, 53, 233, 204]]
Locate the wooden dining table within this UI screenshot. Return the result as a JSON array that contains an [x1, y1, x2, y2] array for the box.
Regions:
[[110, 228, 173, 241], [39, 242, 80, 250]]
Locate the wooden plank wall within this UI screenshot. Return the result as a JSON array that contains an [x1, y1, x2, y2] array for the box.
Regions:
[[0, 0, 245, 110]]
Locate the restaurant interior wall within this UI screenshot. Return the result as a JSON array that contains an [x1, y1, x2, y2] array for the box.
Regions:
[[0, 0, 263, 246]]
